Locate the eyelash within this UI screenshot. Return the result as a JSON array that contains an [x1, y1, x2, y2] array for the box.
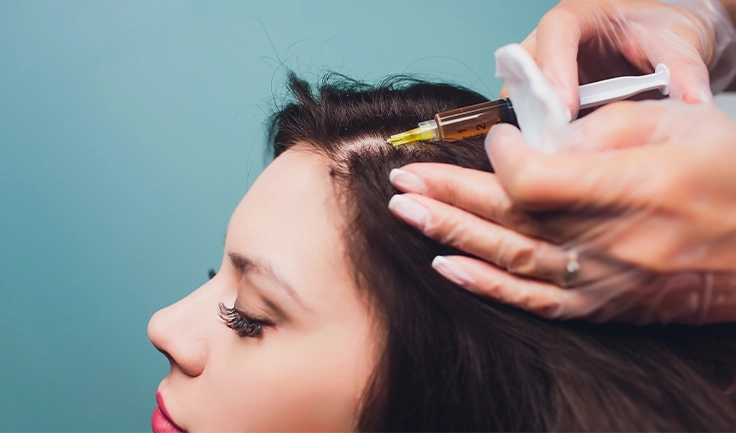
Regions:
[[218, 303, 268, 338]]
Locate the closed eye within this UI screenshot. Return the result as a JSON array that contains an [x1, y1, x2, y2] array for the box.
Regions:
[[218, 303, 271, 338]]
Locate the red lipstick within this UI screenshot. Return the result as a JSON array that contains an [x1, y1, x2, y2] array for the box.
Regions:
[[152, 392, 184, 433]]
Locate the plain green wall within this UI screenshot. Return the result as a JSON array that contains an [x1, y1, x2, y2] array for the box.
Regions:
[[0, 1, 555, 431]]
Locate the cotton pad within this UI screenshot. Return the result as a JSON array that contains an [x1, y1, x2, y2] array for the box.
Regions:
[[494, 44, 670, 153], [494, 44, 570, 153]]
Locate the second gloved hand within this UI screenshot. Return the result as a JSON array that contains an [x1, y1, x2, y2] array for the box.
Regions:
[[502, 0, 736, 116]]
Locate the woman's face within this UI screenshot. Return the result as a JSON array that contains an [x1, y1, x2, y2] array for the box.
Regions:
[[148, 148, 379, 432]]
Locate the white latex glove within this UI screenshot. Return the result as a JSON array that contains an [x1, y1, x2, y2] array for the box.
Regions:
[[500, 0, 736, 117]]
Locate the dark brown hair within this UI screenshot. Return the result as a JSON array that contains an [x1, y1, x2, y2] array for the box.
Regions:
[[268, 73, 736, 431]]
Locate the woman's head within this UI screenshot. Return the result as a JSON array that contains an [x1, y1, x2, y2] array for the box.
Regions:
[[149, 73, 736, 432], [147, 145, 380, 431]]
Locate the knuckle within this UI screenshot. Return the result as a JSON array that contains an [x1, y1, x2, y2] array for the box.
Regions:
[[476, 277, 504, 298], [430, 212, 473, 251], [514, 289, 540, 313], [536, 299, 563, 319], [472, 184, 510, 222], [539, 7, 579, 31], [505, 207, 538, 234], [490, 197, 513, 219], [492, 124, 519, 147], [505, 242, 538, 275], [441, 175, 463, 207], [475, 202, 506, 227]]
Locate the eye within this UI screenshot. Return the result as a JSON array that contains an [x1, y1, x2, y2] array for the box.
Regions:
[[218, 303, 266, 338], [208, 268, 217, 280]]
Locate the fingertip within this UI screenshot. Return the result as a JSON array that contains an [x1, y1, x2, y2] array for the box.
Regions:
[[484, 123, 518, 152], [681, 88, 713, 104], [670, 88, 712, 105], [664, 64, 712, 104], [567, 98, 579, 120], [440, 256, 563, 316], [389, 168, 429, 194], [388, 194, 430, 231], [484, 124, 526, 171], [698, 90, 714, 104], [433, 255, 504, 299], [484, 125, 543, 206], [432, 255, 475, 287], [388, 168, 403, 183]]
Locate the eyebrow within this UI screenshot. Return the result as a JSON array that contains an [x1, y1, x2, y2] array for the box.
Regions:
[[227, 251, 305, 307]]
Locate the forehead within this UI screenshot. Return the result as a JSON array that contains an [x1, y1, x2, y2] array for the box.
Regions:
[[226, 148, 356, 303]]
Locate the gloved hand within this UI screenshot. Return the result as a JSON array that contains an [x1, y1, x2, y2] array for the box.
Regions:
[[388, 100, 736, 325], [500, 0, 736, 117]]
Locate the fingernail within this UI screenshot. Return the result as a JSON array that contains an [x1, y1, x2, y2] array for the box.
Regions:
[[677, 84, 713, 104], [389, 168, 428, 194], [698, 89, 713, 104], [388, 194, 430, 231], [432, 256, 475, 286]]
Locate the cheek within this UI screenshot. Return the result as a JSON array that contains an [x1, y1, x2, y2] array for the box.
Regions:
[[194, 324, 378, 432]]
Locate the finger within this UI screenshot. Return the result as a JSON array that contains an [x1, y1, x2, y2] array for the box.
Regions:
[[435, 255, 715, 325], [390, 163, 539, 234], [388, 193, 569, 284], [485, 123, 656, 211], [431, 255, 593, 319], [534, 3, 587, 116], [500, 29, 540, 99]]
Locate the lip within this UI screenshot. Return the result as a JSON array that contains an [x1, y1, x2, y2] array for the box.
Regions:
[[152, 391, 185, 433]]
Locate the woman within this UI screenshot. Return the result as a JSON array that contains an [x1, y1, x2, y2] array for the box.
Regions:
[[148, 73, 736, 431]]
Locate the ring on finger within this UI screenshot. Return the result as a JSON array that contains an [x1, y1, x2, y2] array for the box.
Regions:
[[563, 249, 581, 288]]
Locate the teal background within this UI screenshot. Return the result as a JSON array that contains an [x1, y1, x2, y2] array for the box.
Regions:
[[0, 1, 555, 431]]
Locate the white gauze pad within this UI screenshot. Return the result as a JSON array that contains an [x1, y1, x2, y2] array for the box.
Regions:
[[495, 44, 570, 153]]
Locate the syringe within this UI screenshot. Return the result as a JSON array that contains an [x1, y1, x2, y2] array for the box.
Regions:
[[387, 63, 671, 147], [387, 98, 518, 146]]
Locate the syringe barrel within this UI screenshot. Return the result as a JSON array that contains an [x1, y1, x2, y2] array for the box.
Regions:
[[434, 98, 518, 141]]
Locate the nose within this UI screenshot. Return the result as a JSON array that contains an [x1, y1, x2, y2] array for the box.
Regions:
[[148, 283, 216, 377]]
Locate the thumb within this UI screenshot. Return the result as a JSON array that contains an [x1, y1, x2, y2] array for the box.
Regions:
[[486, 123, 649, 211], [534, 6, 587, 117], [485, 124, 562, 210]]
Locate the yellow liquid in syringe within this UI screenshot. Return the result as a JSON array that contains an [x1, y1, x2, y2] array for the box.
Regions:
[[388, 98, 518, 146]]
